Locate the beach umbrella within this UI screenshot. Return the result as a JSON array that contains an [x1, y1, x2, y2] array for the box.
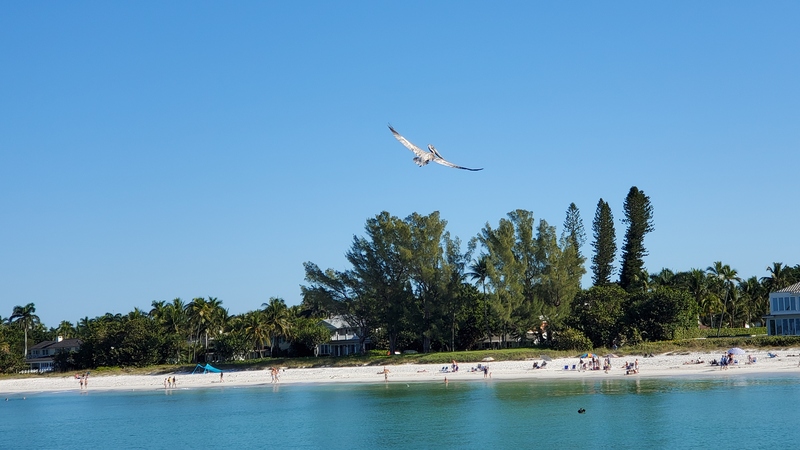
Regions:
[[482, 357, 495, 362], [540, 355, 553, 361], [728, 347, 746, 355], [580, 353, 598, 359]]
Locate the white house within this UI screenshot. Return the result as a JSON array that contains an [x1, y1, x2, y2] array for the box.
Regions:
[[315, 316, 372, 357], [764, 282, 800, 336], [26, 337, 82, 372]]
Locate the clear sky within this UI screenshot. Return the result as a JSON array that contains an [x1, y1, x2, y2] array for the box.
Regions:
[[2, 2, 798, 327]]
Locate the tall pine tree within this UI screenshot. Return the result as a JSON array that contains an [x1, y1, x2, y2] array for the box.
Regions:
[[562, 202, 586, 258], [619, 187, 654, 291], [591, 198, 616, 286]]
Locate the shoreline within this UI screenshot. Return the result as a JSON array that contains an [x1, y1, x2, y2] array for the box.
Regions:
[[3, 350, 800, 396]]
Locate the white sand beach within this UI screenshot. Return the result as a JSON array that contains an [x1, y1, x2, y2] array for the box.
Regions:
[[3, 350, 800, 395]]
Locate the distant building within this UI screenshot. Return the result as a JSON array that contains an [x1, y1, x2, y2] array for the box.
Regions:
[[315, 316, 372, 357], [25, 336, 82, 372], [764, 282, 800, 336]]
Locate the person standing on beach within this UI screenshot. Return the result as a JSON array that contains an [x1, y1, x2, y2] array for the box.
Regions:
[[220, 372, 224, 382], [382, 367, 390, 382]]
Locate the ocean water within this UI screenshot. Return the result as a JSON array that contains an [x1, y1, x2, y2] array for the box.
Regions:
[[2, 374, 798, 449]]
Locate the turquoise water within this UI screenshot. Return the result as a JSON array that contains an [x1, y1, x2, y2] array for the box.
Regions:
[[3, 374, 798, 449]]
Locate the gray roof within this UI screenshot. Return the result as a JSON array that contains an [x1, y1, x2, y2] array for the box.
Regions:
[[776, 282, 800, 294], [320, 316, 351, 330], [29, 338, 82, 351]]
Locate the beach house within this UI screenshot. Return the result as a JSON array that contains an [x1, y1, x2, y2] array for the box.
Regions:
[[315, 316, 372, 356], [25, 336, 82, 372], [764, 282, 800, 336]]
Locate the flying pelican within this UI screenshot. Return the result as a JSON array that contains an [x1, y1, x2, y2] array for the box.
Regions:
[[388, 125, 483, 171]]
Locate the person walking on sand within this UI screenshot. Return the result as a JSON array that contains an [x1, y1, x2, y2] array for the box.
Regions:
[[220, 372, 224, 382], [272, 367, 280, 383]]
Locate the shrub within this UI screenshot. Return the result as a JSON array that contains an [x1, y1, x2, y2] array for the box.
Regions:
[[552, 328, 593, 351]]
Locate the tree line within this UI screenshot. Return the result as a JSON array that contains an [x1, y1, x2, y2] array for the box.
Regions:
[[3, 186, 799, 373], [0, 297, 331, 373]]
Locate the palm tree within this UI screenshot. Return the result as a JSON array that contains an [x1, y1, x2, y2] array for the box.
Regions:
[[738, 277, 766, 327], [76, 316, 92, 339], [631, 268, 650, 293], [683, 269, 712, 326], [152, 298, 188, 362], [467, 254, 491, 347], [761, 262, 789, 293], [9, 303, 41, 358], [242, 310, 271, 359], [707, 261, 740, 336], [54, 320, 75, 339], [649, 268, 676, 287], [262, 297, 292, 357], [186, 297, 225, 362]]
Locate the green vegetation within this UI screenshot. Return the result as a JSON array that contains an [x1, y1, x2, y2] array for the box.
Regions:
[[2, 185, 800, 375]]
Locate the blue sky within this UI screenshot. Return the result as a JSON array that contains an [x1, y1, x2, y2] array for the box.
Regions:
[[2, 2, 798, 327]]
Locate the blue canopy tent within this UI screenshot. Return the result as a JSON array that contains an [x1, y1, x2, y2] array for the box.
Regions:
[[191, 363, 223, 374]]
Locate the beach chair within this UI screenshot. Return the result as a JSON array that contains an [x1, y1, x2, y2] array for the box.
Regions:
[[768, 352, 778, 358], [564, 365, 569, 370], [571, 365, 576, 370]]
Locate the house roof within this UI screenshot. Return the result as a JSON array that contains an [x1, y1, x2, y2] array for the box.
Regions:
[[320, 316, 351, 330], [776, 282, 800, 294], [29, 338, 83, 351]]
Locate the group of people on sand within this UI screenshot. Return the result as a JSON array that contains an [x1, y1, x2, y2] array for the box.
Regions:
[[716, 352, 740, 370], [75, 372, 89, 389], [441, 360, 460, 373], [577, 355, 613, 373], [623, 359, 639, 375], [269, 367, 280, 383], [163, 376, 177, 389]]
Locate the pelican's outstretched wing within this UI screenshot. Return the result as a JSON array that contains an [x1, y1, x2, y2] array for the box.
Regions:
[[388, 124, 428, 160], [430, 145, 483, 171], [432, 157, 483, 171]]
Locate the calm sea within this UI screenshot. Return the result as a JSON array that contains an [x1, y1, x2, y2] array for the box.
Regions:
[[2, 374, 797, 449]]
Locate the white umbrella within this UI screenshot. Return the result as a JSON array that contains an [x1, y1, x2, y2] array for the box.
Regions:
[[728, 347, 746, 355]]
